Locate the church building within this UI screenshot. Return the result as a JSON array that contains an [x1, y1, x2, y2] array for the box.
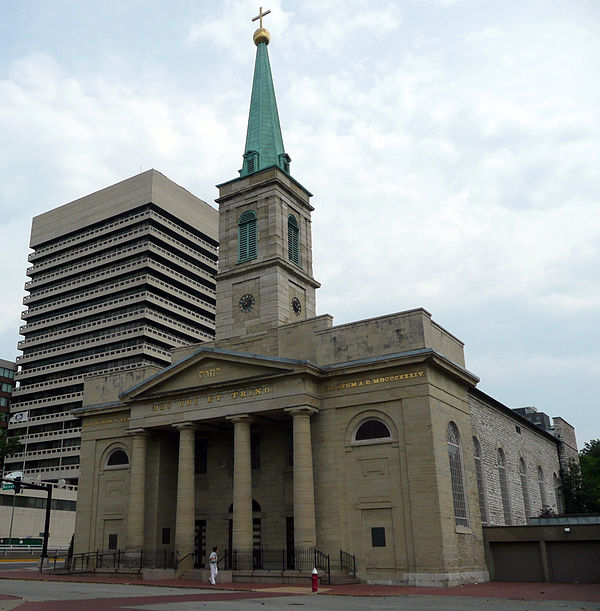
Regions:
[[72, 12, 576, 586]]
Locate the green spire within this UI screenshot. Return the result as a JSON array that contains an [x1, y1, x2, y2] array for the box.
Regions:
[[240, 36, 291, 177]]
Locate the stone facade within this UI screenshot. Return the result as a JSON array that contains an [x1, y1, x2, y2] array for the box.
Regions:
[[470, 390, 564, 525]]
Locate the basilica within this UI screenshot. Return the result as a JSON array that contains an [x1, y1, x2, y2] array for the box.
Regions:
[[72, 14, 577, 585]]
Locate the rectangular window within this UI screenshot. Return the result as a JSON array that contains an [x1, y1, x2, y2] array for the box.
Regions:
[[108, 534, 118, 550], [371, 527, 386, 547], [195, 437, 207, 475], [515, 425, 521, 434], [162, 528, 171, 545], [251, 433, 260, 470]]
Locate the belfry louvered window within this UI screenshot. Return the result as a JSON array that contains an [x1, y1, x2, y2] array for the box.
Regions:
[[238, 210, 257, 262], [447, 422, 469, 527], [288, 214, 300, 266]]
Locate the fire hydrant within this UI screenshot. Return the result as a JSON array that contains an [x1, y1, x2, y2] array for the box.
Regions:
[[311, 567, 319, 592]]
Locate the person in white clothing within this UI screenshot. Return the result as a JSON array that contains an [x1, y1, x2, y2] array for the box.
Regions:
[[209, 546, 218, 585]]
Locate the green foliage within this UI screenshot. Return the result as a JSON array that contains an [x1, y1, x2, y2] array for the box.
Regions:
[[0, 428, 22, 462], [560, 440, 600, 514], [561, 459, 586, 513], [579, 440, 600, 512]]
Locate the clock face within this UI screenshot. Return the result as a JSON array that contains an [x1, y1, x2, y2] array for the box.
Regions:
[[291, 297, 302, 316], [239, 293, 255, 312]]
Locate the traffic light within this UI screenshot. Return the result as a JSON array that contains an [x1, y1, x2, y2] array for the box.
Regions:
[[13, 476, 21, 494]]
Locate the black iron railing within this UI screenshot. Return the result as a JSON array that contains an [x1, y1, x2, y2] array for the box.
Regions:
[[66, 548, 175, 572], [340, 549, 356, 578], [218, 547, 330, 584]]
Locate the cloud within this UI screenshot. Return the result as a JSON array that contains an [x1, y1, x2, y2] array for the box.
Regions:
[[1, 2, 599, 443]]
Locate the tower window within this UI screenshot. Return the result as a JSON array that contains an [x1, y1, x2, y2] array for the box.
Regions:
[[238, 210, 258, 262], [288, 214, 300, 266]]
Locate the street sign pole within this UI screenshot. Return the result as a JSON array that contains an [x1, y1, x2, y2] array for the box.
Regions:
[[40, 484, 52, 563]]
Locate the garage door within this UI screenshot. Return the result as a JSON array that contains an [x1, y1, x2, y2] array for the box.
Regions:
[[490, 542, 544, 582], [547, 541, 600, 583]]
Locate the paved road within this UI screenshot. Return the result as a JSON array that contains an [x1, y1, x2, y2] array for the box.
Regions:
[[0, 579, 597, 611], [0, 562, 37, 571]]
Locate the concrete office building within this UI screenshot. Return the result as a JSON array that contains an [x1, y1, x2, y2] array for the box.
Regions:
[[5, 171, 218, 485], [0, 359, 16, 431]]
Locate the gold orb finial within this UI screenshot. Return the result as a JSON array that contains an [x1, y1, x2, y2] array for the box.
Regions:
[[252, 7, 271, 45], [253, 27, 271, 45]]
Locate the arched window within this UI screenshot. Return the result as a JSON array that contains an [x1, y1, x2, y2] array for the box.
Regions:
[[288, 214, 300, 266], [238, 210, 257, 262], [497, 448, 512, 525], [519, 458, 531, 520], [106, 449, 129, 467], [538, 466, 547, 510], [447, 422, 468, 527], [354, 419, 392, 442], [472, 437, 487, 525], [553, 473, 563, 514]]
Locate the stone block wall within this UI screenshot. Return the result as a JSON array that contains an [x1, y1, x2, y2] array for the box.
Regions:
[[469, 391, 561, 526]]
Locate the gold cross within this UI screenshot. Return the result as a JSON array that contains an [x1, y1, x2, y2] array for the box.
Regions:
[[252, 6, 271, 29]]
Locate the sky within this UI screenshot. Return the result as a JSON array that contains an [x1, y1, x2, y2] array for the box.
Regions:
[[0, 1, 598, 446]]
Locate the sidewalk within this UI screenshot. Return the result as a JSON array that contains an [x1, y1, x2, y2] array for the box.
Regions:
[[0, 569, 599, 604]]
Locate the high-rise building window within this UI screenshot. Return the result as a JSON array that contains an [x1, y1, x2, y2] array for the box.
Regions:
[[447, 422, 468, 527], [238, 210, 257, 262], [472, 437, 487, 525], [497, 448, 512, 525], [288, 214, 300, 266]]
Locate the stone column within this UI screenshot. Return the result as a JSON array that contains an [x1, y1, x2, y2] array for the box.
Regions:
[[126, 429, 148, 550], [286, 407, 318, 549], [228, 414, 253, 551], [174, 422, 196, 572]]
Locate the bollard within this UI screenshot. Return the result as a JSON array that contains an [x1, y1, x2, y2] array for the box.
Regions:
[[311, 567, 318, 592]]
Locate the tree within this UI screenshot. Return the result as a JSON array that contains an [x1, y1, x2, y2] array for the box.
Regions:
[[0, 428, 22, 466], [560, 440, 600, 514], [579, 439, 600, 513]]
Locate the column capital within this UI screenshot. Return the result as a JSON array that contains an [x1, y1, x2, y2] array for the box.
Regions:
[[126, 427, 150, 437], [226, 414, 254, 425], [284, 406, 318, 417], [173, 421, 196, 432]]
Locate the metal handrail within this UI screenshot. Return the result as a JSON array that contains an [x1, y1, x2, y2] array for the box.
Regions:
[[340, 549, 356, 578]]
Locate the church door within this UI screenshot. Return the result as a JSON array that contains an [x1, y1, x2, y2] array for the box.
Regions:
[[194, 520, 206, 568]]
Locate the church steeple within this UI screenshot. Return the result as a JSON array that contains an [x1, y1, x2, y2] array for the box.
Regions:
[[214, 8, 319, 342], [240, 7, 291, 177]]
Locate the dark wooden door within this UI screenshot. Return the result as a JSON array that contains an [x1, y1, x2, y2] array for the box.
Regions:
[[194, 520, 206, 568]]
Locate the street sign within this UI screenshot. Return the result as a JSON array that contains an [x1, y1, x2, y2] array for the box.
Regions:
[[2, 482, 14, 490]]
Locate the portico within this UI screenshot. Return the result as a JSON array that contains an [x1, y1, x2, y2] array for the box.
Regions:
[[118, 356, 319, 573]]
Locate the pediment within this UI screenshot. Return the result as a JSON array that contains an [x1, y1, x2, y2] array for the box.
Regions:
[[121, 348, 299, 401]]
